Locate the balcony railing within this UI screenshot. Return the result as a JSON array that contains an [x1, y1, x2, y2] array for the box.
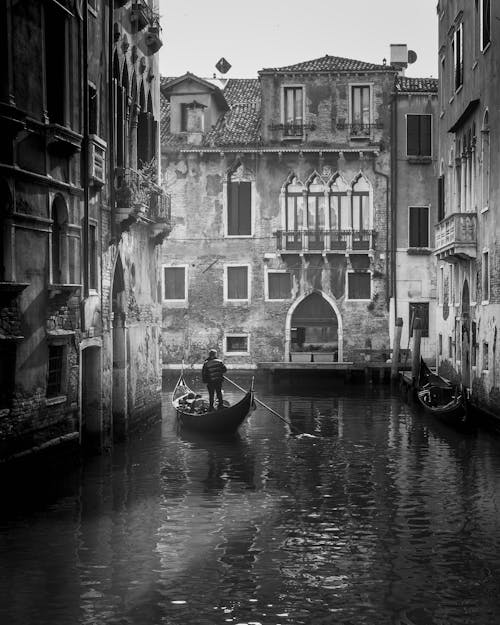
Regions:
[[268, 122, 316, 137], [275, 229, 375, 253], [130, 0, 157, 30], [336, 120, 384, 137], [434, 212, 477, 262]]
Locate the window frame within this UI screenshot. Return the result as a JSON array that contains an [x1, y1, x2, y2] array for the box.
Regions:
[[281, 84, 305, 138], [224, 177, 254, 238], [224, 333, 250, 356], [408, 205, 430, 248], [409, 302, 430, 338], [453, 22, 464, 91], [406, 114, 432, 158], [46, 342, 67, 399], [224, 264, 251, 303], [162, 264, 188, 304], [480, 0, 491, 52], [349, 83, 373, 136], [346, 270, 372, 302], [265, 269, 292, 301]]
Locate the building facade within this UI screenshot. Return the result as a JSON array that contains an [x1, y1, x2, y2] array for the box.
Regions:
[[160, 54, 425, 368], [435, 0, 500, 420], [0, 0, 169, 463], [392, 75, 439, 362]]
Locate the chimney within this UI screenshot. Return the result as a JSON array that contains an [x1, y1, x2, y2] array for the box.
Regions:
[[390, 44, 408, 75]]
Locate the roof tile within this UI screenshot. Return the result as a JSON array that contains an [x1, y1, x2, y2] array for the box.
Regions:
[[261, 54, 390, 73]]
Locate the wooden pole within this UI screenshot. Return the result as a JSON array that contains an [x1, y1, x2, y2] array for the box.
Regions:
[[391, 317, 404, 380], [411, 317, 422, 387]]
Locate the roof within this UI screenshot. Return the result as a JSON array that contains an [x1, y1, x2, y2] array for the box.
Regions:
[[160, 77, 262, 148], [260, 54, 391, 74], [395, 76, 438, 93]]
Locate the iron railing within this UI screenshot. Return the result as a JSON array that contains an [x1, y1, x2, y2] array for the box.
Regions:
[[336, 120, 384, 136], [268, 122, 316, 136], [275, 229, 376, 252]]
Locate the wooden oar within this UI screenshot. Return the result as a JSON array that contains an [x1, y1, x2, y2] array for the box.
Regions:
[[223, 375, 307, 435]]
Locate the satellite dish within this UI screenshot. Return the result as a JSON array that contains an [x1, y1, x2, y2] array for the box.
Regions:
[[408, 50, 418, 64], [215, 57, 232, 74]]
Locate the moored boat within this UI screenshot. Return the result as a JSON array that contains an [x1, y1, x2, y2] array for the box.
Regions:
[[172, 374, 254, 434], [416, 358, 469, 427]]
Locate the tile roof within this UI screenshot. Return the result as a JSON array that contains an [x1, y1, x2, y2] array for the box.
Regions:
[[160, 77, 262, 148], [260, 54, 391, 74], [395, 76, 438, 93]]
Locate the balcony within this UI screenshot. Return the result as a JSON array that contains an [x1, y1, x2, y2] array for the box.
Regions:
[[434, 212, 477, 262], [336, 120, 383, 139], [275, 229, 376, 254], [130, 0, 155, 30], [268, 122, 316, 138], [46, 124, 83, 155], [114, 167, 171, 242]]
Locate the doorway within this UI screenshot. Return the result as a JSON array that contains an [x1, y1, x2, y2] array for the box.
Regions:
[[461, 279, 470, 388], [81, 345, 102, 453], [112, 255, 128, 440]]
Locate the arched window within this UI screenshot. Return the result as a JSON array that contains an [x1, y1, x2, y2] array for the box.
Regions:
[[455, 137, 462, 211], [283, 174, 304, 249], [51, 195, 68, 285], [481, 110, 490, 209], [329, 173, 349, 230], [226, 162, 253, 237], [351, 174, 371, 230], [306, 173, 326, 249]]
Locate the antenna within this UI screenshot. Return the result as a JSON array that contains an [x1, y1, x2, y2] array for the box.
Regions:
[[408, 50, 418, 65]]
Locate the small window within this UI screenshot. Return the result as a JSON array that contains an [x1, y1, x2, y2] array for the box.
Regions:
[[227, 180, 252, 236], [267, 272, 291, 300], [448, 336, 453, 358], [181, 102, 205, 132], [351, 85, 371, 135], [347, 272, 371, 300], [226, 266, 249, 301], [226, 334, 249, 354], [409, 206, 429, 247], [163, 266, 186, 301], [407, 115, 432, 157], [453, 23, 464, 90], [47, 344, 64, 397], [409, 302, 429, 338], [283, 86, 303, 136], [438, 333, 443, 356], [480, 0, 491, 51], [483, 341, 489, 370], [437, 175, 445, 221], [89, 223, 97, 290], [482, 251, 489, 302]]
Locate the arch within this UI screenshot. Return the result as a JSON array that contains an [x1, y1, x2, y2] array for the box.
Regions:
[[461, 279, 471, 386], [147, 89, 153, 114], [81, 343, 103, 453], [130, 71, 138, 105], [351, 172, 372, 230], [112, 253, 128, 441], [328, 171, 349, 192], [51, 194, 68, 284], [121, 61, 129, 94], [139, 80, 146, 111], [305, 170, 326, 191], [285, 290, 343, 362]]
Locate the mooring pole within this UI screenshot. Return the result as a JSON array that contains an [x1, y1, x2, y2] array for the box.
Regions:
[[411, 317, 422, 388], [391, 317, 404, 381]]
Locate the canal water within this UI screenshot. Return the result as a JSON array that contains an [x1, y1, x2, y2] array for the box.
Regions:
[[1, 373, 500, 625]]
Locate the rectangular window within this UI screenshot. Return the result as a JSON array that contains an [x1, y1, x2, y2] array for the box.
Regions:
[[454, 23, 464, 90], [409, 206, 429, 247], [226, 266, 249, 300], [283, 87, 303, 136], [89, 223, 97, 290], [471, 321, 477, 366], [438, 333, 443, 356], [227, 180, 252, 236], [481, 0, 491, 50], [438, 175, 445, 221], [347, 272, 371, 300], [226, 335, 249, 354], [483, 341, 489, 370], [47, 345, 64, 397], [407, 115, 432, 157], [181, 103, 204, 132], [88, 84, 98, 135], [448, 336, 453, 358], [268, 272, 291, 300], [409, 302, 430, 338], [163, 266, 186, 300], [351, 85, 371, 129], [482, 251, 489, 302]]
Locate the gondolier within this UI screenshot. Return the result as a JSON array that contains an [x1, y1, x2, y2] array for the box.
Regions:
[[202, 349, 227, 411]]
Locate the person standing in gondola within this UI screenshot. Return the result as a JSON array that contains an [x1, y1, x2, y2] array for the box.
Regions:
[[202, 349, 227, 411]]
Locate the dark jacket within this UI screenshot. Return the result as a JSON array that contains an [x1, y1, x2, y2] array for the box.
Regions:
[[202, 357, 227, 384]]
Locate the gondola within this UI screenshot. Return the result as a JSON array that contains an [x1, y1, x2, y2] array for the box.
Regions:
[[416, 358, 468, 426], [172, 373, 254, 434]]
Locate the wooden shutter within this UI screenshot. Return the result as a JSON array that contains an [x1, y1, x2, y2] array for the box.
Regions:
[[227, 180, 239, 235], [420, 115, 431, 156], [164, 267, 185, 299], [348, 272, 370, 299], [438, 176, 445, 221], [228, 266, 248, 299], [238, 181, 251, 235], [409, 206, 429, 247], [407, 115, 419, 156], [269, 273, 291, 299], [137, 112, 149, 166]]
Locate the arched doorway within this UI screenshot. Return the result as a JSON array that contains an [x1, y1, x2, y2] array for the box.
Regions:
[[112, 255, 128, 440], [461, 279, 471, 388], [81, 343, 102, 453], [285, 291, 342, 362]]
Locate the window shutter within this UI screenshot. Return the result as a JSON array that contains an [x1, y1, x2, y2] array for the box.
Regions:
[[164, 267, 185, 299], [407, 115, 419, 156], [419, 206, 429, 246], [238, 181, 252, 235], [137, 112, 149, 166], [228, 266, 248, 299], [227, 180, 239, 235], [438, 176, 445, 221], [420, 115, 431, 156], [348, 272, 370, 299]]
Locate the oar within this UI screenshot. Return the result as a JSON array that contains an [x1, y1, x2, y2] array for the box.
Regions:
[[223, 375, 308, 436]]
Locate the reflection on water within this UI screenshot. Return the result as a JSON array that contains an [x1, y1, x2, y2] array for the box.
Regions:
[[1, 374, 500, 625]]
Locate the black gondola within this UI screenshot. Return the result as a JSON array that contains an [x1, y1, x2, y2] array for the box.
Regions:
[[172, 374, 254, 434], [416, 358, 468, 426]]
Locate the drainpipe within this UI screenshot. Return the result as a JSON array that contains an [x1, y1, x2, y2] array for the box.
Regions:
[[82, 0, 89, 299], [108, 0, 116, 240]]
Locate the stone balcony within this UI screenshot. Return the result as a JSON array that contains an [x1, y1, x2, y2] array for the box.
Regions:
[[114, 167, 171, 242], [275, 229, 376, 254], [434, 212, 477, 263]]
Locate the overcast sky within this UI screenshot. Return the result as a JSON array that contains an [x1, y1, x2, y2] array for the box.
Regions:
[[158, 0, 438, 80]]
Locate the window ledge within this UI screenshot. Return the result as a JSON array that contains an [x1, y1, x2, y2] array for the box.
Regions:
[[455, 85, 463, 95], [46, 395, 67, 407], [481, 205, 489, 214], [482, 42, 491, 55], [407, 156, 432, 164], [407, 247, 432, 255]]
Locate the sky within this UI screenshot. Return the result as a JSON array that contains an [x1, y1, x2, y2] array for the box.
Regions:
[[158, 0, 438, 80]]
